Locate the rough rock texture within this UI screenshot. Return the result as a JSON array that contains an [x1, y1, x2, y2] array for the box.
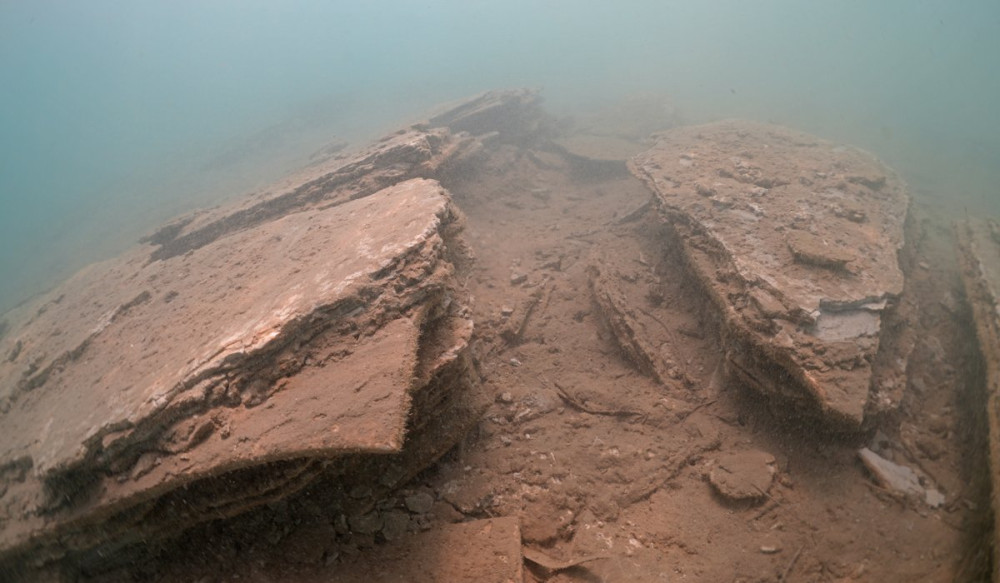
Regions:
[[0, 88, 548, 573], [629, 120, 912, 430], [955, 217, 1000, 580]]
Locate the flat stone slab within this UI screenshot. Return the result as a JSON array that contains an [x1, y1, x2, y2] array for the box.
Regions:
[[630, 120, 911, 429], [0, 177, 476, 565]]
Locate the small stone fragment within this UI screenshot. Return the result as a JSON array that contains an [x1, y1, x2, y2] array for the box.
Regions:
[[404, 492, 435, 515], [708, 450, 776, 503], [858, 447, 926, 498], [380, 511, 410, 542]]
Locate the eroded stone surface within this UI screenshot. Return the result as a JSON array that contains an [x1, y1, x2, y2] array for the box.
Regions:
[[629, 120, 912, 429]]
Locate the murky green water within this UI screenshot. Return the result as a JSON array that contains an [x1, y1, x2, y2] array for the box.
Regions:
[[1, 0, 998, 312]]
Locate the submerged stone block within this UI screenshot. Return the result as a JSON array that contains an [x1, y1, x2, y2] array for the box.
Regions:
[[629, 120, 912, 429]]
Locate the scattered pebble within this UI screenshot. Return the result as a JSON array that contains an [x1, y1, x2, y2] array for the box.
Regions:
[[380, 511, 410, 541], [404, 492, 435, 514]]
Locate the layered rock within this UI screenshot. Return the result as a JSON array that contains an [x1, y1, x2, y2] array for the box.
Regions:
[[0, 88, 547, 571], [0, 177, 478, 568], [629, 120, 912, 429]]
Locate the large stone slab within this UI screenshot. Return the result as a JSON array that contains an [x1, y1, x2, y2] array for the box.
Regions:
[[629, 120, 911, 429], [0, 176, 478, 567]]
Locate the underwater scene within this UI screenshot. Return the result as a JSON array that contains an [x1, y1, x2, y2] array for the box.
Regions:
[[1, 1, 999, 581]]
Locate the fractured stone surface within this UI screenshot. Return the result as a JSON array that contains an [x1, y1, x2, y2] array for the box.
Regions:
[[629, 120, 912, 429]]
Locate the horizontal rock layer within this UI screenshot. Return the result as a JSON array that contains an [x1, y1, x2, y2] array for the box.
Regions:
[[629, 120, 912, 429]]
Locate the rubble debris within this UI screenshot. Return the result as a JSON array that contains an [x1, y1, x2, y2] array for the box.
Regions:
[[858, 448, 943, 507], [629, 120, 913, 430], [708, 450, 776, 503], [955, 217, 1000, 572]]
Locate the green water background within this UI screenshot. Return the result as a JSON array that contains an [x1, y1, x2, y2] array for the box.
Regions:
[[1, 0, 997, 312]]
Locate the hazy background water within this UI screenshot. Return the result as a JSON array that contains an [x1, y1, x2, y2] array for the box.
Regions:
[[1, 0, 998, 313]]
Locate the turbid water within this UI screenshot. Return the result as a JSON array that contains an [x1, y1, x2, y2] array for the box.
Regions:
[[1, 1, 998, 313], [2, 3, 1000, 581]]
